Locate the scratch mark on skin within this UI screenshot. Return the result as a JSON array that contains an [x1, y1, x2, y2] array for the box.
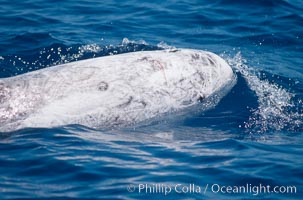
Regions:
[[138, 57, 168, 84], [151, 60, 168, 84], [169, 49, 179, 53], [133, 99, 147, 107], [117, 96, 133, 108], [191, 53, 200, 60], [140, 101, 147, 107], [137, 56, 150, 62], [206, 53, 216, 65]]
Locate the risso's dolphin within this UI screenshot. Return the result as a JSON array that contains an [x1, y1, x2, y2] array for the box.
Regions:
[[0, 49, 236, 132]]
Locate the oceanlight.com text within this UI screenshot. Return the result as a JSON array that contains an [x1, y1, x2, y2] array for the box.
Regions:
[[126, 183, 297, 196]]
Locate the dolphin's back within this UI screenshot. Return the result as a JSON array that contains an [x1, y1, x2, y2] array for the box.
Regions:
[[0, 49, 236, 132]]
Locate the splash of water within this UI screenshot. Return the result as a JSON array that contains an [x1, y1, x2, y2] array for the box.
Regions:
[[121, 37, 148, 46], [226, 52, 302, 133], [1, 38, 160, 77], [156, 41, 177, 50]]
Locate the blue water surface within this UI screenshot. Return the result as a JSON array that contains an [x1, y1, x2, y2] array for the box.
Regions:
[[0, 0, 303, 199]]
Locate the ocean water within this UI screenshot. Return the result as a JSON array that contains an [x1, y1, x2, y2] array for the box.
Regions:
[[0, 0, 303, 199]]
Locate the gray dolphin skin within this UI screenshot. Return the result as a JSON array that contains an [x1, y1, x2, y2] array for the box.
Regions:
[[0, 49, 236, 132]]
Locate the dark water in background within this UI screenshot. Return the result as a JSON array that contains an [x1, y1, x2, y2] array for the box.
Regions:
[[0, 0, 303, 199]]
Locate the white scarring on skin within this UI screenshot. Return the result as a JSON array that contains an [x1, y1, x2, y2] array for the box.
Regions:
[[0, 49, 236, 132]]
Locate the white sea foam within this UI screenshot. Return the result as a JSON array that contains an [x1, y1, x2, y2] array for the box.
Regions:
[[227, 52, 302, 133]]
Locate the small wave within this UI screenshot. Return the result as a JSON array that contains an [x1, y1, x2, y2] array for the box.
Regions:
[[0, 38, 161, 77], [226, 52, 303, 133]]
